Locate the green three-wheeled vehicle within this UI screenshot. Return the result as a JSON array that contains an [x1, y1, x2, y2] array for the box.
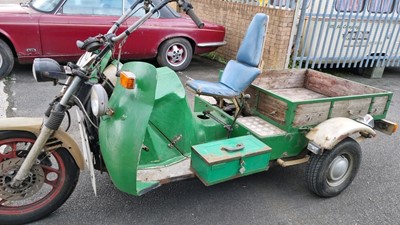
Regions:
[[0, 0, 397, 224]]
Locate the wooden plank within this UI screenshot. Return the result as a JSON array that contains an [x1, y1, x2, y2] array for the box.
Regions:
[[331, 98, 371, 119], [304, 69, 385, 97], [293, 102, 331, 127], [253, 69, 306, 90], [257, 92, 288, 125], [271, 88, 327, 101], [370, 96, 389, 116]]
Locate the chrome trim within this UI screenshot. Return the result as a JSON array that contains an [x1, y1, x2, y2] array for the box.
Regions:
[[197, 41, 227, 47]]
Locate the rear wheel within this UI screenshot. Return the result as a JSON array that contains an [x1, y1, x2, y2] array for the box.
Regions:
[[0, 39, 14, 80], [157, 38, 193, 71], [305, 138, 361, 197], [0, 131, 80, 225]]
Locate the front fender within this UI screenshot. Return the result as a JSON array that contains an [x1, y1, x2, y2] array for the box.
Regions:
[[306, 117, 376, 150], [0, 117, 85, 169], [99, 62, 157, 196]]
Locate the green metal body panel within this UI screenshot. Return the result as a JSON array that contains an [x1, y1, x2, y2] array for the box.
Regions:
[[191, 135, 271, 185], [99, 62, 157, 196], [234, 125, 308, 160], [139, 67, 228, 168]]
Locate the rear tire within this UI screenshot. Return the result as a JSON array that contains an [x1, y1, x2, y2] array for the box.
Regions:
[[0, 39, 14, 80], [305, 138, 362, 197], [157, 38, 192, 71], [0, 131, 80, 225]]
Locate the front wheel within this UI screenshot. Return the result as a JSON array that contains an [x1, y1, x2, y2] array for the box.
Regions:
[[0, 131, 80, 225], [157, 38, 193, 71], [305, 137, 362, 198], [0, 39, 14, 80]]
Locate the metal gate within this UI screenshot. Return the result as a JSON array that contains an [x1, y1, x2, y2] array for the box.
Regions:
[[291, 0, 400, 69]]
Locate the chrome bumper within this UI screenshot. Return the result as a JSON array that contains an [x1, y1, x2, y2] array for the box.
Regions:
[[197, 41, 227, 47]]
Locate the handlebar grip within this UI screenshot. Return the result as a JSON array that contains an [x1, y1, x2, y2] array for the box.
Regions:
[[186, 8, 204, 28]]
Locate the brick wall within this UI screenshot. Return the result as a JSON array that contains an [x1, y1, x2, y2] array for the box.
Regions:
[[189, 0, 294, 70]]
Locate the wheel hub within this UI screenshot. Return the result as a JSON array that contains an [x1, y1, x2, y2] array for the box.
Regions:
[[0, 158, 45, 201], [170, 46, 183, 62], [0, 53, 3, 68], [327, 155, 349, 186], [167, 44, 187, 67]]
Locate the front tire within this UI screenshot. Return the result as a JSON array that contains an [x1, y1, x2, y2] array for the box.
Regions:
[[0, 131, 80, 225], [305, 138, 362, 197], [157, 38, 193, 71], [0, 39, 14, 80]]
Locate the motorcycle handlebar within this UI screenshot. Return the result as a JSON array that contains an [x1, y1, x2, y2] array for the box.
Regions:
[[178, 0, 204, 28], [185, 8, 204, 28]]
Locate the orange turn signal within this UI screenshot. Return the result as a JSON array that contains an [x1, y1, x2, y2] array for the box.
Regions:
[[393, 123, 398, 133], [119, 71, 136, 89]]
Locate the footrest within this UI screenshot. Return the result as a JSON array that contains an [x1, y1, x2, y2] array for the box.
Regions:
[[237, 116, 286, 138], [191, 135, 271, 186]]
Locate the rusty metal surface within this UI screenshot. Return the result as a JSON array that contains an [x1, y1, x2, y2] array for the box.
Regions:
[[137, 158, 194, 184], [306, 117, 376, 150]]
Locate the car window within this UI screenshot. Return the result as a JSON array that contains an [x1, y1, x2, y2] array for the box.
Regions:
[[31, 0, 63, 12], [62, 0, 123, 16], [335, 0, 365, 12], [368, 0, 394, 13], [124, 2, 160, 18]]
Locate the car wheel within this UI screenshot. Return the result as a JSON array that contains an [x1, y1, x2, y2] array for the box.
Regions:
[[0, 39, 14, 80], [157, 38, 192, 71], [305, 137, 362, 198]]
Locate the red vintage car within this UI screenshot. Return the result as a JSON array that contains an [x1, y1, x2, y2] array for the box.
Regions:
[[0, 0, 226, 79]]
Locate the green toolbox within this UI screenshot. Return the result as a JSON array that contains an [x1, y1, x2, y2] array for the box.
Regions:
[[191, 135, 272, 186]]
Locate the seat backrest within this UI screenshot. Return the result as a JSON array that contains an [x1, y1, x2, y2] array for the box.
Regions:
[[236, 13, 269, 67], [219, 13, 269, 93]]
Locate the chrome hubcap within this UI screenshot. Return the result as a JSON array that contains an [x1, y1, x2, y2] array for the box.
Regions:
[[0, 53, 3, 68], [327, 155, 350, 187], [166, 44, 187, 67]]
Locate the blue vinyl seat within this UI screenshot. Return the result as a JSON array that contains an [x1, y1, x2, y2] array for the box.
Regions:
[[186, 13, 269, 98]]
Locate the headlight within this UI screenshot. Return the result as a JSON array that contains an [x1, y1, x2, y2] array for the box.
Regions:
[[356, 114, 374, 128], [32, 58, 66, 82], [90, 84, 108, 117]]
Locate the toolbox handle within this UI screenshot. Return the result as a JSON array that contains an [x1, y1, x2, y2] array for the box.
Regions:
[[221, 143, 245, 152]]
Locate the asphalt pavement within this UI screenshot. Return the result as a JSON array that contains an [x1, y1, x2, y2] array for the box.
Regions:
[[1, 56, 400, 225]]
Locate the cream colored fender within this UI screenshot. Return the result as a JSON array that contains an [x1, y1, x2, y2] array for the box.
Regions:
[[306, 117, 376, 151], [0, 117, 84, 170]]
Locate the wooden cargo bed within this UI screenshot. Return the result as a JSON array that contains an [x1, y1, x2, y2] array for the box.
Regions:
[[245, 69, 392, 131]]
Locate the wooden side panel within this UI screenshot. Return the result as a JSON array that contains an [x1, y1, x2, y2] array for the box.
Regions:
[[244, 86, 259, 111], [293, 102, 331, 127], [370, 96, 389, 116], [304, 70, 384, 97], [253, 69, 306, 90], [257, 92, 288, 125], [331, 98, 371, 118]]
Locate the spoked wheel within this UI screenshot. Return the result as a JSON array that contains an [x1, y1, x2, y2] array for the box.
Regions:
[[305, 138, 362, 198], [157, 38, 193, 71], [0, 131, 79, 225]]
